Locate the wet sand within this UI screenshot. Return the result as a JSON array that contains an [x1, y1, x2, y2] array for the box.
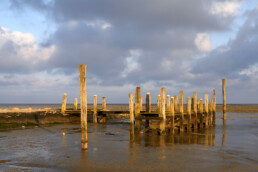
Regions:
[[0, 112, 257, 171]]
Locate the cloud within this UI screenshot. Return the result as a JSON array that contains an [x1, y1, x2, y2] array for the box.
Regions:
[[195, 33, 212, 52], [0, 26, 55, 73], [210, 0, 242, 17]]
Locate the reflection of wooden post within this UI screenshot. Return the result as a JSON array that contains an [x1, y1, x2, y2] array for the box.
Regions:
[[222, 79, 226, 120], [146, 93, 151, 112], [157, 95, 160, 112], [204, 94, 209, 127], [129, 93, 134, 124], [179, 91, 183, 114], [61, 93, 67, 113], [167, 95, 171, 112], [78, 64, 87, 150], [174, 96, 178, 112], [160, 88, 166, 120], [93, 95, 97, 123], [73, 98, 78, 110]]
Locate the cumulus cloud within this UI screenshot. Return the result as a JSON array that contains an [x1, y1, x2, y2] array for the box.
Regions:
[[210, 0, 242, 17], [0, 26, 55, 72], [195, 33, 212, 52]]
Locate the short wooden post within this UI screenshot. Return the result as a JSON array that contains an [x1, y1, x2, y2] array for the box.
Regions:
[[73, 98, 78, 110], [167, 95, 171, 112], [78, 64, 87, 150], [170, 97, 175, 132], [191, 97, 194, 111], [140, 96, 143, 111], [93, 95, 97, 123], [157, 95, 160, 112], [197, 99, 200, 112], [174, 96, 178, 112], [209, 100, 213, 126], [102, 97, 106, 123], [179, 91, 184, 114], [146, 93, 151, 112], [61, 93, 67, 113], [222, 79, 226, 120], [135, 87, 141, 131], [129, 93, 134, 124], [193, 92, 197, 129], [204, 94, 209, 127]]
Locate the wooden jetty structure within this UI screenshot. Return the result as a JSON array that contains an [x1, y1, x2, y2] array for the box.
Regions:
[[63, 64, 226, 149]]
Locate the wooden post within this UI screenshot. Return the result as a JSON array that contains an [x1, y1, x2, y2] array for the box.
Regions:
[[102, 97, 106, 123], [204, 94, 209, 127], [197, 99, 200, 113], [179, 91, 183, 114], [222, 79, 226, 120], [193, 92, 197, 115], [167, 95, 171, 112], [160, 88, 166, 120], [157, 95, 160, 112], [140, 96, 143, 111], [135, 87, 141, 117], [187, 97, 191, 131], [73, 98, 78, 110], [209, 100, 213, 126], [93, 95, 97, 123], [160, 88, 166, 132], [170, 97, 175, 132], [199, 99, 204, 129], [78, 64, 87, 150], [146, 93, 151, 112], [213, 89, 216, 125], [129, 93, 134, 124], [61, 93, 67, 113], [174, 96, 178, 112], [191, 97, 194, 111]]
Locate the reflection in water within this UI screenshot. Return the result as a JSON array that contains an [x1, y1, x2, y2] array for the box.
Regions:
[[222, 119, 226, 146], [130, 126, 217, 147]]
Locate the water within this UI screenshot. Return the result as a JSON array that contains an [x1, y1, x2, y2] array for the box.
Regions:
[[0, 112, 257, 171]]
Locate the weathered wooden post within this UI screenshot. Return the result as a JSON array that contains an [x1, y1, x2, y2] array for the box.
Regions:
[[61, 93, 67, 113], [129, 93, 134, 124], [160, 88, 166, 132], [157, 95, 160, 112], [93, 95, 97, 123], [170, 97, 175, 132], [179, 91, 184, 114], [135, 87, 141, 131], [204, 94, 209, 127], [187, 97, 191, 131], [209, 100, 213, 126], [213, 89, 216, 125], [193, 92, 197, 129], [140, 96, 143, 111], [73, 98, 78, 111], [197, 99, 200, 112], [174, 96, 178, 112], [199, 99, 204, 129], [167, 95, 171, 112], [102, 97, 107, 123], [146, 93, 151, 112], [78, 64, 87, 150], [222, 79, 226, 120]]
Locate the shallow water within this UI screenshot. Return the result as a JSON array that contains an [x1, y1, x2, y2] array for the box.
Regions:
[[0, 113, 257, 172]]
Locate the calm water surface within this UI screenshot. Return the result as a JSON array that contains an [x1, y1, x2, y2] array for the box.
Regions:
[[0, 112, 257, 171]]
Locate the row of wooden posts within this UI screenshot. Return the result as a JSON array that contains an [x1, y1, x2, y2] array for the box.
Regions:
[[74, 64, 226, 150]]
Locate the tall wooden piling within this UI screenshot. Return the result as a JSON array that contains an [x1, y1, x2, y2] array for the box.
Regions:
[[193, 92, 197, 115], [78, 64, 87, 150], [129, 93, 134, 124], [204, 94, 209, 127], [160, 88, 166, 132], [135, 87, 141, 117], [213, 89, 216, 125], [187, 97, 191, 131], [61, 93, 67, 113], [140, 96, 143, 111], [73, 98, 78, 110], [200, 99, 204, 129], [222, 79, 226, 120], [160, 88, 166, 120], [157, 95, 160, 112], [93, 95, 97, 123], [174, 96, 178, 112], [167, 95, 171, 112], [170, 97, 175, 132], [146, 93, 151, 112], [179, 91, 184, 114]]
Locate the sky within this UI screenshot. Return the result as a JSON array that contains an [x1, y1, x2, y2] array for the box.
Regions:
[[0, 0, 258, 104]]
